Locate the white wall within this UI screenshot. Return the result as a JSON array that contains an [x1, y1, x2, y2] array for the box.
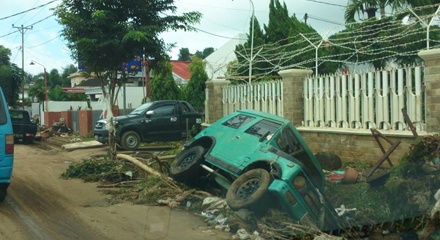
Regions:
[[204, 33, 246, 80]]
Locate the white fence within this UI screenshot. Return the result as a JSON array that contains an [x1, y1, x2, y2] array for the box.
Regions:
[[304, 66, 425, 131], [222, 80, 283, 117]]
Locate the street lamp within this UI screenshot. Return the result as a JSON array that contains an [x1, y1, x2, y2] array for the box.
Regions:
[[30, 60, 48, 112]]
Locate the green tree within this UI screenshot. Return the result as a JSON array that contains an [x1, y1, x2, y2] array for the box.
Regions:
[[61, 64, 78, 86], [150, 60, 181, 101], [0, 45, 21, 107], [183, 56, 208, 111], [55, 0, 201, 157], [178, 48, 191, 61], [264, 0, 291, 45]]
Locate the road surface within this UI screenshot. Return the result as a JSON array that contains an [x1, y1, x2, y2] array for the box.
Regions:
[[0, 144, 231, 240]]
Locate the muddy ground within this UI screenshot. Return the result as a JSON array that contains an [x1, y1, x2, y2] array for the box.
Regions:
[[0, 143, 232, 240]]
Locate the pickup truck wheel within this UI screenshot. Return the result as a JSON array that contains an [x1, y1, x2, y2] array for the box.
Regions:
[[226, 169, 272, 213], [120, 131, 140, 151], [169, 146, 205, 182]]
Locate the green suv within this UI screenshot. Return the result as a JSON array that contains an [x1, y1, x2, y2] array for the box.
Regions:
[[170, 110, 341, 231]]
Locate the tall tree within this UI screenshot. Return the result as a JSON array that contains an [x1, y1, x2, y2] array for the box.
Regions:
[[183, 56, 208, 110], [178, 48, 191, 61], [264, 0, 291, 45], [55, 0, 201, 157], [0, 45, 21, 107], [150, 60, 181, 101], [61, 64, 78, 87]]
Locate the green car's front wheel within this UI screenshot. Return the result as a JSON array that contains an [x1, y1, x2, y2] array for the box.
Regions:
[[169, 146, 205, 182], [226, 168, 272, 213]]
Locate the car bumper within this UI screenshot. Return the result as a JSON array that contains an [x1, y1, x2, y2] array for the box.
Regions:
[[94, 129, 109, 144]]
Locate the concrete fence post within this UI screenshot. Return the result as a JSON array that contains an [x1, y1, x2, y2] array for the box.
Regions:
[[205, 79, 230, 124], [278, 69, 313, 126], [418, 48, 440, 133]]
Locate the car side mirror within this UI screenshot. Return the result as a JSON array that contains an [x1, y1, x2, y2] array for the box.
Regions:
[[146, 110, 154, 117]]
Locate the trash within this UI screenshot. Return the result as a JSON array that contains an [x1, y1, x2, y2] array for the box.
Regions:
[[202, 196, 227, 209], [327, 170, 345, 183], [234, 228, 251, 240], [186, 201, 191, 208], [201, 210, 218, 218], [335, 204, 357, 217]]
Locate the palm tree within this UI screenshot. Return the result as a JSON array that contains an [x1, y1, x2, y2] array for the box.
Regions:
[[345, 0, 387, 23], [344, 0, 435, 23]]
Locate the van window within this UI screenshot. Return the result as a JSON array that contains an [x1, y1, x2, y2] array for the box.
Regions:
[[0, 94, 6, 124]]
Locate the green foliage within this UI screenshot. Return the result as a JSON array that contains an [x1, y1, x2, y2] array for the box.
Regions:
[[0, 45, 21, 107], [150, 60, 181, 100], [183, 56, 208, 109], [178, 48, 191, 61], [61, 156, 137, 183]]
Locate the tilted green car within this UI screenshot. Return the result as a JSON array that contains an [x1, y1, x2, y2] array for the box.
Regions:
[[170, 110, 342, 231]]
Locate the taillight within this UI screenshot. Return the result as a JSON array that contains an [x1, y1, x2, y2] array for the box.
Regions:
[[5, 134, 14, 154], [286, 191, 297, 205]]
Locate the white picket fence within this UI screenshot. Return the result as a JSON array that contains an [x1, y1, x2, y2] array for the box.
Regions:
[[304, 66, 425, 131], [222, 80, 283, 117]]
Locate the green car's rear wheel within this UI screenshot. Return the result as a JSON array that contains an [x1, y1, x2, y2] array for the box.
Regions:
[[226, 168, 272, 213]]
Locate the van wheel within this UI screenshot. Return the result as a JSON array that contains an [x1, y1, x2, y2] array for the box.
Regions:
[[226, 169, 272, 213], [120, 131, 140, 151], [169, 146, 205, 182], [0, 188, 7, 202]]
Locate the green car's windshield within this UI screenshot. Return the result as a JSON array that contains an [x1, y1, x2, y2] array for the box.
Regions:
[[129, 102, 154, 115], [244, 119, 281, 140]]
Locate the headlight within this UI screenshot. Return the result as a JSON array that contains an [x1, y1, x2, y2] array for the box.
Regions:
[[292, 176, 306, 190]]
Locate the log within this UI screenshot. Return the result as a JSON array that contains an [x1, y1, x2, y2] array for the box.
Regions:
[[116, 153, 181, 191]]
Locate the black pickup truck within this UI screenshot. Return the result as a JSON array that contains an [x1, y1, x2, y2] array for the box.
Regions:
[[9, 109, 38, 144], [94, 100, 203, 150]]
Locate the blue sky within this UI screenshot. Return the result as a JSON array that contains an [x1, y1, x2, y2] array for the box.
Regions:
[[0, 0, 347, 76]]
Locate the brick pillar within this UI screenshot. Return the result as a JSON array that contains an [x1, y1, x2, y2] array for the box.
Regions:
[[78, 110, 93, 136], [418, 49, 440, 133], [205, 80, 230, 124], [278, 69, 313, 126], [60, 111, 72, 130]]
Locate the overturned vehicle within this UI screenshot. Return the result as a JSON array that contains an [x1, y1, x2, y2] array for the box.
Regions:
[[170, 110, 343, 231]]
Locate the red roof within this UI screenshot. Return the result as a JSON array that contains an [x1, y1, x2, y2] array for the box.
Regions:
[[170, 60, 191, 81]]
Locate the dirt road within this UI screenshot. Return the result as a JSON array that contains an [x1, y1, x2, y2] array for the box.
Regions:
[[0, 144, 231, 240]]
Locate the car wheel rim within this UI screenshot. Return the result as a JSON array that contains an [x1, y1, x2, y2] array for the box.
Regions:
[[180, 153, 196, 168], [126, 135, 137, 148], [237, 178, 260, 200]]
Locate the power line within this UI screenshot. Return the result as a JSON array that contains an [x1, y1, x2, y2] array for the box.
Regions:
[[301, 0, 346, 8], [0, 0, 58, 21]]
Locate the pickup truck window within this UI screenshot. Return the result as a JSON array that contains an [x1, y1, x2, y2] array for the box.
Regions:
[[10, 111, 30, 122], [180, 102, 191, 114], [130, 102, 153, 115], [222, 114, 255, 129], [151, 105, 175, 117]]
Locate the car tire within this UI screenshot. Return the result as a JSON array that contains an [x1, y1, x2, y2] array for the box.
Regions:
[[169, 146, 205, 182], [0, 188, 6, 202], [120, 131, 141, 151], [226, 168, 272, 213]]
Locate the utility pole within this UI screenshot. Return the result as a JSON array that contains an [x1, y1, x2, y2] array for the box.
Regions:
[[12, 24, 33, 110]]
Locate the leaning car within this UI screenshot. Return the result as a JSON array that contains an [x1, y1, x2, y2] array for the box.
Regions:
[[170, 110, 341, 231]]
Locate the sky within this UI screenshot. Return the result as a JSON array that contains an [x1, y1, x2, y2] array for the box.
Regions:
[[0, 0, 348, 76]]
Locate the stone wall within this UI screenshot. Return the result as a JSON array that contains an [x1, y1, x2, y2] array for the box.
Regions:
[[204, 48, 440, 165]]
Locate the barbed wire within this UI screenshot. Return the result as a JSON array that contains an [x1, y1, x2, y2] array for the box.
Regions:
[[228, 4, 440, 78]]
